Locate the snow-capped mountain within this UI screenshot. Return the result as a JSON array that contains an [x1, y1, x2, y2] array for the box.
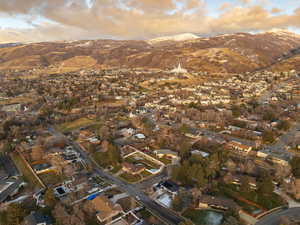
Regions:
[[147, 33, 199, 44]]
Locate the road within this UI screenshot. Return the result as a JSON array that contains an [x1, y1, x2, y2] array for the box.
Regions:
[[255, 207, 300, 225], [48, 127, 183, 225], [267, 122, 300, 151]]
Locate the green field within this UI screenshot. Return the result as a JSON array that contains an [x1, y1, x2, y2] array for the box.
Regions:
[[119, 172, 141, 183], [58, 118, 99, 132]]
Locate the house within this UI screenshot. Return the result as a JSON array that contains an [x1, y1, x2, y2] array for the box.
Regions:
[[91, 196, 123, 223], [191, 150, 210, 158], [154, 149, 179, 160], [122, 162, 145, 175], [156, 180, 179, 196], [0, 178, 25, 203], [32, 163, 55, 174], [64, 174, 91, 192], [198, 195, 239, 211], [226, 141, 252, 155], [24, 211, 53, 225]]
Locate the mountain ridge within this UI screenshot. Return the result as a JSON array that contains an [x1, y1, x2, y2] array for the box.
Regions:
[[1, 31, 300, 74]]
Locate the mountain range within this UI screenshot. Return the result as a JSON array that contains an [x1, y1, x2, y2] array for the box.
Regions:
[[1, 30, 300, 74]]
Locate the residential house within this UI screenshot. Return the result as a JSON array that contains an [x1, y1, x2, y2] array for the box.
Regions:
[[198, 195, 239, 211], [154, 149, 179, 160], [156, 180, 179, 196], [91, 196, 123, 223], [226, 141, 252, 155], [0, 178, 25, 203]]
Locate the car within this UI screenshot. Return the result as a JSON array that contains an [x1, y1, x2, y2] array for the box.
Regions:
[[136, 196, 141, 201]]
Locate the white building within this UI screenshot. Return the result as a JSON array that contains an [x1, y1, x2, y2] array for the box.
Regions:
[[171, 63, 187, 74]]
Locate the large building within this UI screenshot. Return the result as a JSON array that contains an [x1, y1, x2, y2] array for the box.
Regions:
[[171, 63, 187, 74]]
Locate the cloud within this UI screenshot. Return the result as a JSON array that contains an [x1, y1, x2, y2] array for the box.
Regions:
[[0, 0, 299, 43], [271, 8, 282, 14], [219, 2, 232, 11], [239, 0, 252, 4]]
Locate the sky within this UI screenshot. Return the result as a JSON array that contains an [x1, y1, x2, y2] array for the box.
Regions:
[[0, 0, 299, 43]]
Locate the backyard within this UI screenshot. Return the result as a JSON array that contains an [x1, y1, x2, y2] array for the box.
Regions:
[[183, 209, 224, 225]]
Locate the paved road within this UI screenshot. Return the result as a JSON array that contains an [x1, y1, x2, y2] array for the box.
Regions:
[[267, 122, 300, 151], [48, 127, 183, 225], [255, 207, 300, 225]]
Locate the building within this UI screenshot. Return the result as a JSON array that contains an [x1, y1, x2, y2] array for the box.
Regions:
[[24, 211, 53, 225], [91, 196, 123, 223], [226, 141, 252, 155], [156, 180, 179, 196], [198, 195, 239, 211], [154, 149, 179, 160], [171, 63, 187, 74], [0, 178, 25, 203]]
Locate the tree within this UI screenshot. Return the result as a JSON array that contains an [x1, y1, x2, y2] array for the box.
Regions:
[[5, 203, 26, 225], [31, 145, 44, 161], [277, 120, 291, 131], [172, 194, 184, 212], [257, 173, 274, 196], [263, 110, 277, 122], [44, 189, 58, 208], [232, 105, 242, 118], [179, 220, 194, 225], [291, 156, 300, 178], [262, 130, 275, 143], [240, 176, 251, 195], [179, 141, 191, 160]]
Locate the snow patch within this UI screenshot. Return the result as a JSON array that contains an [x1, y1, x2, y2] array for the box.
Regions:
[[147, 33, 199, 44]]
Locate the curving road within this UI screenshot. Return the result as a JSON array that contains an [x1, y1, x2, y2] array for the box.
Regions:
[[255, 207, 300, 225]]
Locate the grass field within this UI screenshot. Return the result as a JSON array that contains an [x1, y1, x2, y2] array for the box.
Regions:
[[119, 172, 141, 183], [11, 152, 44, 189], [39, 172, 63, 186], [58, 117, 99, 132]]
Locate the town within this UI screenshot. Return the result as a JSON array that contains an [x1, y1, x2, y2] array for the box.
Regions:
[[0, 64, 300, 225]]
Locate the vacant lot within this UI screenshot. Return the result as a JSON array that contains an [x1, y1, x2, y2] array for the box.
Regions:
[[58, 118, 99, 132]]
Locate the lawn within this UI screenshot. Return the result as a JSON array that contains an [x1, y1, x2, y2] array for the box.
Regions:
[[183, 209, 224, 225], [39, 172, 64, 186], [58, 118, 99, 133], [119, 172, 141, 183], [218, 184, 285, 210], [10, 152, 44, 189], [124, 153, 161, 170]]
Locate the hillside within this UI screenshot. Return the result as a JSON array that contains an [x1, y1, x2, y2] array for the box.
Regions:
[[0, 31, 300, 73]]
